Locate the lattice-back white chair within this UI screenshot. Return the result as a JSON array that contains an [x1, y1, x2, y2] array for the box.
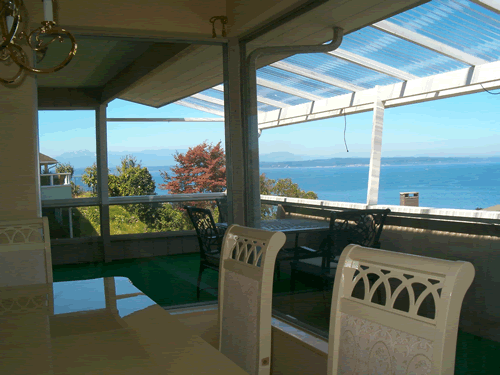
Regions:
[[0, 217, 53, 287], [218, 224, 286, 375], [328, 244, 475, 375]]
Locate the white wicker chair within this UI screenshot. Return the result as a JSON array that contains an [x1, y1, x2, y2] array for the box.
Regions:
[[218, 224, 286, 375], [328, 244, 475, 375], [0, 217, 53, 287]]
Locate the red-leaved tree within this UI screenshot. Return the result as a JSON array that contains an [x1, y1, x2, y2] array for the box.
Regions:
[[158, 141, 226, 194]]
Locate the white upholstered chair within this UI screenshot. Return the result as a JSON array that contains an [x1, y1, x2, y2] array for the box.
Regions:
[[218, 224, 286, 375], [328, 244, 474, 375], [0, 217, 53, 287]]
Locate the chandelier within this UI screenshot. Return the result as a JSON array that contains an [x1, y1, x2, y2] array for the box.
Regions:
[[1, 0, 77, 85]]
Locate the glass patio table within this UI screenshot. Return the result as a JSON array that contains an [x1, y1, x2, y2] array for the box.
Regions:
[[0, 277, 248, 375], [261, 218, 330, 266], [217, 218, 330, 279]]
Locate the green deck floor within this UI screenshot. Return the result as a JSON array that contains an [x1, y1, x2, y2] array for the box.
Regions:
[[53, 253, 498, 374]]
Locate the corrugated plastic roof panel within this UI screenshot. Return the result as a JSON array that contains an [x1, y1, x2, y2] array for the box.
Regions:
[[258, 103, 280, 112], [343, 27, 469, 77], [282, 53, 402, 88], [257, 66, 350, 98], [199, 88, 224, 101], [181, 97, 224, 113], [256, 85, 311, 106], [175, 0, 500, 115], [389, 0, 500, 63]]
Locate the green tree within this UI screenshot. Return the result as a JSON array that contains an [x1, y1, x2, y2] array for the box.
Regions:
[[82, 156, 186, 233], [259, 173, 317, 219], [55, 162, 83, 197], [110, 155, 156, 197], [82, 156, 155, 198], [81, 163, 99, 196], [272, 178, 318, 199]]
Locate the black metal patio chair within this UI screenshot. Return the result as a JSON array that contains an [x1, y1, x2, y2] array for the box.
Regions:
[[290, 208, 391, 292], [215, 196, 228, 224], [185, 206, 224, 300]]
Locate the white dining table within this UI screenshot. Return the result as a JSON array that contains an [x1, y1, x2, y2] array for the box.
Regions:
[[0, 276, 248, 374]]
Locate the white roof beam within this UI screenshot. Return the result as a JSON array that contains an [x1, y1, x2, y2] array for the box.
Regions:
[[259, 60, 500, 129], [175, 100, 225, 117], [256, 78, 324, 101], [211, 84, 290, 108], [271, 61, 365, 92], [469, 0, 500, 15], [328, 48, 417, 81], [107, 118, 224, 122], [191, 93, 224, 106], [372, 20, 488, 66]]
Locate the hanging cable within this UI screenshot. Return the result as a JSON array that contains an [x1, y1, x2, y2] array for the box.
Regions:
[[343, 109, 349, 152], [480, 83, 500, 95]]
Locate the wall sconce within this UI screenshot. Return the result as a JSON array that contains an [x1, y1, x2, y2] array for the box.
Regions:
[[1, 0, 77, 85]]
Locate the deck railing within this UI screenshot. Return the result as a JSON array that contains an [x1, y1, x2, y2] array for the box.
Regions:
[[40, 172, 72, 187], [42, 193, 500, 342]]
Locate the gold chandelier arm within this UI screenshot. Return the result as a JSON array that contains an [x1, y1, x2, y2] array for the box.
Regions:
[[0, 44, 25, 84], [0, 11, 20, 51], [10, 24, 77, 74]]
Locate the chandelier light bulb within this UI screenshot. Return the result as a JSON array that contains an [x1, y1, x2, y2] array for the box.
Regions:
[[43, 0, 53, 22], [6, 15, 13, 32]]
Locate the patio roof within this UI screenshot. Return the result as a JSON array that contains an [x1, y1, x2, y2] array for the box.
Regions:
[[175, 0, 500, 128]]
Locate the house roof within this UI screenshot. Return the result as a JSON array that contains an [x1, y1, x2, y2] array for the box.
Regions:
[[39, 153, 58, 165], [483, 205, 500, 211]]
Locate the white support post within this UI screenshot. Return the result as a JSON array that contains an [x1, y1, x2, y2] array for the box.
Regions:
[[367, 86, 384, 206], [50, 175, 54, 186], [69, 207, 73, 239], [223, 39, 247, 226], [96, 104, 111, 261]]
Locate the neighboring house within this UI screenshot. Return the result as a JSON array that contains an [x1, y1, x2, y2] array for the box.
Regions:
[[39, 153, 58, 174], [39, 153, 72, 201]]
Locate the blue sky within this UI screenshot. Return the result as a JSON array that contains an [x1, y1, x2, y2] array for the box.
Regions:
[[39, 89, 499, 159]]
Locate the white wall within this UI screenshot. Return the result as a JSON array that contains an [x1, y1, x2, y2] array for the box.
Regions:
[[0, 50, 40, 221]]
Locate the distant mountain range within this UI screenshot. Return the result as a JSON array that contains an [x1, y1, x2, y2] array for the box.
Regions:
[[260, 156, 500, 168], [50, 149, 500, 170], [53, 149, 186, 169]]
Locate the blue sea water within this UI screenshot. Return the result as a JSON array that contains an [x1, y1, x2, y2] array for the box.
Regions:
[[74, 161, 500, 210]]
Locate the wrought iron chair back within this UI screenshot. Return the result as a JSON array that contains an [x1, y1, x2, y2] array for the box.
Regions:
[[185, 206, 223, 300], [322, 208, 391, 268], [216, 196, 228, 224], [185, 206, 222, 259]]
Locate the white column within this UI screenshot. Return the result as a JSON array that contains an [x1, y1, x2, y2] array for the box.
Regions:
[[242, 48, 261, 228], [96, 104, 111, 261], [366, 86, 385, 206], [0, 47, 40, 220], [223, 38, 247, 226], [68, 207, 73, 238]]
